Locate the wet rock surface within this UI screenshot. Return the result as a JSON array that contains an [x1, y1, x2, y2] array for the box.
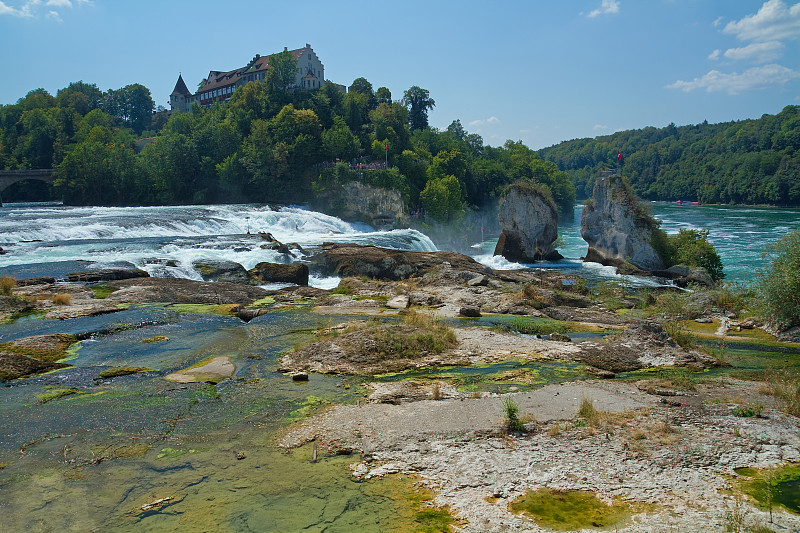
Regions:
[[248, 262, 309, 286]]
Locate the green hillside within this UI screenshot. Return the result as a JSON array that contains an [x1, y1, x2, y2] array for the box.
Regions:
[[540, 105, 800, 206]]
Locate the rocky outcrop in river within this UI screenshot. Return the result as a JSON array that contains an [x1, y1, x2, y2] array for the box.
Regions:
[[494, 182, 562, 262], [312, 243, 489, 281], [581, 176, 665, 271]]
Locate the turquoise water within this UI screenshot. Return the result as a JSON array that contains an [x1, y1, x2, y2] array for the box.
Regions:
[[552, 203, 800, 283]]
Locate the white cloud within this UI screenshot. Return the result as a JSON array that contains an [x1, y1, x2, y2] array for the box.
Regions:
[[723, 41, 784, 62], [723, 0, 800, 42], [712, 16, 724, 28], [587, 0, 620, 18], [708, 49, 721, 60], [0, 0, 38, 16], [666, 64, 800, 94], [469, 116, 500, 126], [0, 0, 88, 18]]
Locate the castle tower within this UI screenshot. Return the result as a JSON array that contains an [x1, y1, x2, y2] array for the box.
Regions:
[[169, 74, 192, 113]]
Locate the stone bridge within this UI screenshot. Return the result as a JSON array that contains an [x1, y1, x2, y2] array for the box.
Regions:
[[0, 169, 56, 205]]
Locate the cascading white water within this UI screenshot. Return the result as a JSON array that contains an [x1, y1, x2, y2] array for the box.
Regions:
[[0, 204, 437, 285]]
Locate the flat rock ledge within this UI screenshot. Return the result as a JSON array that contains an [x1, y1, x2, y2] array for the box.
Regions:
[[279, 379, 800, 532]]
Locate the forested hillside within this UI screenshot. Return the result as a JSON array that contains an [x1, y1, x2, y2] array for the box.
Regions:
[[540, 105, 800, 206], [0, 52, 575, 218]]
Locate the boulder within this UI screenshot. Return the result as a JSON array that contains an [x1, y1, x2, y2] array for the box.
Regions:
[[494, 183, 563, 262], [467, 274, 489, 287], [312, 243, 489, 281], [386, 295, 410, 309], [67, 269, 150, 283], [581, 177, 665, 271], [192, 259, 252, 285], [248, 262, 309, 286], [459, 306, 482, 317]]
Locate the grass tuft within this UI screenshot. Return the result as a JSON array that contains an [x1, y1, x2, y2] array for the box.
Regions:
[[0, 276, 16, 296], [51, 293, 72, 306]]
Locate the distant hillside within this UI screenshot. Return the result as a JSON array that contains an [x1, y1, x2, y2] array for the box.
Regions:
[[539, 105, 800, 206]]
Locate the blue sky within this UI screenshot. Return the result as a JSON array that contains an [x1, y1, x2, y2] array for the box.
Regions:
[[1, 0, 798, 149]]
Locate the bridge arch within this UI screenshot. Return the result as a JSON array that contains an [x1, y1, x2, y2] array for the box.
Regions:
[[0, 170, 57, 205]]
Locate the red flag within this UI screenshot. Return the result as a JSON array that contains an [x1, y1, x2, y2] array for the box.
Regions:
[[385, 142, 388, 152], [617, 151, 622, 161]]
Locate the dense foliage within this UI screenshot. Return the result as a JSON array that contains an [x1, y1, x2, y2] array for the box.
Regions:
[[0, 73, 574, 213], [756, 228, 800, 330], [540, 106, 800, 206], [664, 229, 725, 283]]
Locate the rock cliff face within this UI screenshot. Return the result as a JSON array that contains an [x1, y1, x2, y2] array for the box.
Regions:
[[315, 182, 406, 228], [581, 177, 664, 271], [494, 183, 562, 262]]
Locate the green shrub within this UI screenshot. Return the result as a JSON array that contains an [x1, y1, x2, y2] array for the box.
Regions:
[[503, 396, 525, 432], [667, 229, 725, 283], [732, 406, 755, 417], [756, 228, 800, 330]]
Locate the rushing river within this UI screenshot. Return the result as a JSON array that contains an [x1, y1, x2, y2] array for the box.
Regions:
[[2, 202, 799, 286]]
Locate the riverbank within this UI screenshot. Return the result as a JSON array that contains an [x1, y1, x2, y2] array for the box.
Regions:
[[3, 245, 800, 531]]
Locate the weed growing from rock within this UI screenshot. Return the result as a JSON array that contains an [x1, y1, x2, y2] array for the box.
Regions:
[[503, 396, 525, 433]]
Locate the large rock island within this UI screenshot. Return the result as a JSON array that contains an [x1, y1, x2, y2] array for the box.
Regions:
[[494, 182, 563, 262], [581, 176, 665, 271]]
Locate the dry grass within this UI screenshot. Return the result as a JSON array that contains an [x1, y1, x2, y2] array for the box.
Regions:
[[0, 276, 16, 296], [759, 371, 800, 417], [51, 293, 72, 306]]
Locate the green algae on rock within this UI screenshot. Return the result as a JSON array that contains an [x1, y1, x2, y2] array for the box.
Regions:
[[509, 488, 635, 531], [98, 366, 155, 379]]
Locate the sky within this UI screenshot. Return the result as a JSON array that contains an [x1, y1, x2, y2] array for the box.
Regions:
[[1, 0, 798, 149]]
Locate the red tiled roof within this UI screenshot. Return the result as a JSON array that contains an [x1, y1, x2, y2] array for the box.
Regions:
[[195, 45, 313, 95], [171, 74, 191, 96]]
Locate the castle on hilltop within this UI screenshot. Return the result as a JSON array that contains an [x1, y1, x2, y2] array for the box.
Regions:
[[170, 44, 334, 113]]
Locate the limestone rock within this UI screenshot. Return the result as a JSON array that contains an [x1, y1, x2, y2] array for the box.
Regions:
[[192, 259, 252, 285], [312, 243, 488, 281], [312, 181, 406, 228], [581, 176, 665, 271], [386, 295, 410, 309], [248, 262, 309, 286], [494, 182, 562, 262]]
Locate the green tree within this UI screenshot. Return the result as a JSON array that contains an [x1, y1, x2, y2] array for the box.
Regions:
[[666, 229, 725, 283], [420, 175, 464, 222], [349, 77, 376, 109], [55, 128, 139, 205], [102, 84, 154, 134], [375, 87, 392, 105], [265, 50, 298, 94], [402, 86, 435, 131], [322, 116, 361, 161], [756, 229, 800, 330]]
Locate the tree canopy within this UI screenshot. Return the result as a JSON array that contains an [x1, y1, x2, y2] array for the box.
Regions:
[[539, 106, 800, 207]]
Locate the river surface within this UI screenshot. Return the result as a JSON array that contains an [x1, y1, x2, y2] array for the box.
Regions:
[[2, 202, 800, 531], [2, 202, 799, 285]]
